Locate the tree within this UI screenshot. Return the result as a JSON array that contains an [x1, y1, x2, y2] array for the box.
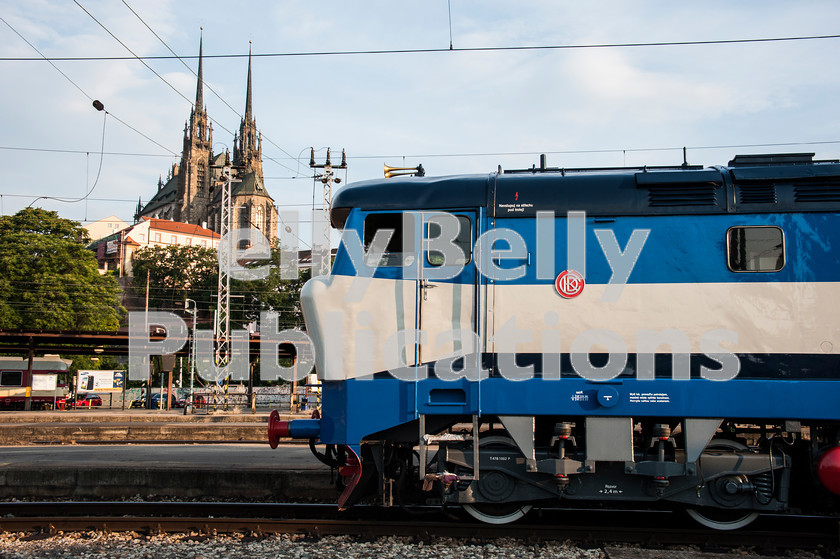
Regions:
[[0, 208, 124, 330], [231, 250, 310, 329], [131, 243, 309, 329], [131, 245, 218, 312]]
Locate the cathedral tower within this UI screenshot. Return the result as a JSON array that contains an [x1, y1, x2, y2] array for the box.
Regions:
[[174, 35, 214, 226], [232, 45, 263, 176], [138, 38, 277, 242]]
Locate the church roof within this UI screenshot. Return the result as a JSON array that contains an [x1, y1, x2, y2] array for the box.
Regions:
[[211, 171, 274, 203], [140, 174, 179, 215], [236, 171, 273, 198]]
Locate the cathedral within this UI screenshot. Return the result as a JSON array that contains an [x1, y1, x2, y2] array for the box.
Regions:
[[135, 39, 278, 242]]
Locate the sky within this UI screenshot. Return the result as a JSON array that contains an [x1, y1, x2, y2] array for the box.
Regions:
[[2, 1, 840, 245]]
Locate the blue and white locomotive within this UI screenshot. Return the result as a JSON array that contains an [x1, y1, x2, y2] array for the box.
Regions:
[[269, 152, 840, 529]]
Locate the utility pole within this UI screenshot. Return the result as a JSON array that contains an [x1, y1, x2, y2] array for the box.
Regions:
[[310, 147, 346, 218], [309, 148, 346, 275], [215, 165, 232, 370], [144, 268, 150, 333], [213, 164, 243, 411], [185, 298, 197, 414], [214, 165, 233, 412]]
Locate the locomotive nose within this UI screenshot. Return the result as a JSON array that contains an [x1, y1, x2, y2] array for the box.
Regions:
[[267, 409, 321, 448]]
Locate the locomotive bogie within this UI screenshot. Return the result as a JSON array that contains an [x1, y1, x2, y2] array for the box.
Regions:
[[350, 415, 813, 526]]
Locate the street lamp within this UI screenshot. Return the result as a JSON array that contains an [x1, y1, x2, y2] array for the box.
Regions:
[[184, 298, 198, 414]]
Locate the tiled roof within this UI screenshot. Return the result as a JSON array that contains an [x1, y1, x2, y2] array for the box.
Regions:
[[147, 218, 220, 239]]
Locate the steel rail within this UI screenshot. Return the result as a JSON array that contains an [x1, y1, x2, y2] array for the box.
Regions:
[[0, 501, 836, 550]]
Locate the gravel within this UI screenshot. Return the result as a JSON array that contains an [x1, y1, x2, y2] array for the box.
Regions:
[[0, 532, 606, 559]]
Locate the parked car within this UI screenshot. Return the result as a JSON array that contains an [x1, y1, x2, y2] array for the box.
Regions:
[[177, 394, 205, 409], [57, 393, 102, 409], [130, 392, 178, 409]]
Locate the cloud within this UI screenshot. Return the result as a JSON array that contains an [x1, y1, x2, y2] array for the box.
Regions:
[[3, 0, 840, 224]]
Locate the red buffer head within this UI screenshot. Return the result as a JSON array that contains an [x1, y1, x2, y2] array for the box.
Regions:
[[818, 446, 840, 495], [267, 409, 290, 449]]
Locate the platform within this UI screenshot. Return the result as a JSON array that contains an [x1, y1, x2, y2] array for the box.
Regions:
[[0, 410, 309, 445], [0, 444, 335, 501]]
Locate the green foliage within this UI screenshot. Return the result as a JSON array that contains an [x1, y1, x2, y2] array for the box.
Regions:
[[231, 251, 310, 329], [132, 245, 218, 311], [131, 243, 308, 329], [68, 354, 125, 375], [0, 208, 124, 330]]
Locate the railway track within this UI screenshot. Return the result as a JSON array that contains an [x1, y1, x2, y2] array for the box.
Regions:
[[0, 501, 836, 552]]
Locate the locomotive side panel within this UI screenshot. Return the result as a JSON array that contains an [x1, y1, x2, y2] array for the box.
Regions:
[[277, 157, 840, 524]]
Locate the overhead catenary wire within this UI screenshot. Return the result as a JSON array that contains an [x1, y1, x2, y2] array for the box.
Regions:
[[9, 6, 840, 194], [117, 0, 303, 175], [0, 146, 175, 158], [3, 32, 839, 62], [4, 136, 840, 211], [6, 138, 840, 163], [72, 0, 239, 144], [28, 109, 107, 208], [77, 0, 311, 182], [447, 0, 454, 50], [2, 6, 304, 183], [73, 1, 193, 110], [5, 5, 840, 214], [0, 14, 177, 157]]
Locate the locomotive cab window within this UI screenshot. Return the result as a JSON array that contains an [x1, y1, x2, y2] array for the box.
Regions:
[[364, 213, 412, 267], [426, 215, 472, 266], [0, 371, 22, 387], [727, 226, 785, 272]]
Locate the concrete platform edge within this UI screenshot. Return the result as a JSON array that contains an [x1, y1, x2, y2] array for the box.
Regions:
[[0, 466, 335, 501]]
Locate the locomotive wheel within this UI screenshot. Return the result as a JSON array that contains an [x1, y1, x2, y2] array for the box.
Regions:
[[686, 439, 760, 530], [460, 436, 533, 525], [462, 502, 533, 524]]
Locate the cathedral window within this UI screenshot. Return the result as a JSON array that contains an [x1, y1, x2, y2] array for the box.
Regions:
[[197, 165, 206, 188], [255, 206, 264, 232]]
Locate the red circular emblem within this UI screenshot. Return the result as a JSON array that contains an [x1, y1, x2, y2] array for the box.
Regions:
[[555, 270, 584, 298]]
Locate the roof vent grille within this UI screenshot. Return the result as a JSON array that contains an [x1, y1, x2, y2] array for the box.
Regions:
[[729, 153, 815, 166], [794, 181, 840, 203], [646, 184, 717, 207], [737, 183, 777, 204]]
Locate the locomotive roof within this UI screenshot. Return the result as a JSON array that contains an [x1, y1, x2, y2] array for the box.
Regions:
[[330, 155, 840, 227]]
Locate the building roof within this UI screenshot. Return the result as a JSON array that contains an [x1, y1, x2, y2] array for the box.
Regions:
[[145, 218, 220, 239], [211, 170, 274, 204], [83, 215, 130, 242], [83, 215, 128, 229], [140, 174, 179, 215], [0, 356, 71, 371]]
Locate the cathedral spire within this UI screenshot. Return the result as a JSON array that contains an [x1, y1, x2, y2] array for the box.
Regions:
[[244, 41, 253, 121], [195, 30, 204, 111]]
